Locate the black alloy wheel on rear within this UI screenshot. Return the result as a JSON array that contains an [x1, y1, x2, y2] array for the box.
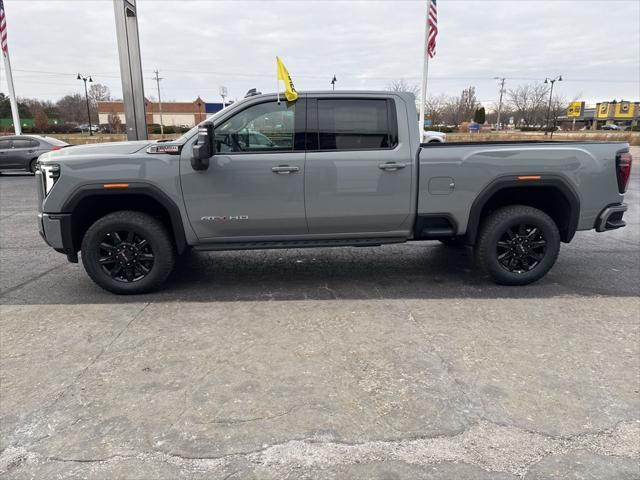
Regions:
[[475, 205, 561, 285], [496, 223, 547, 274], [98, 230, 155, 283]]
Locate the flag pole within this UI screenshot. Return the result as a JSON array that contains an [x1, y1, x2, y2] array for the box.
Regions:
[[418, 0, 430, 142], [276, 57, 280, 104], [1, 0, 21, 135]]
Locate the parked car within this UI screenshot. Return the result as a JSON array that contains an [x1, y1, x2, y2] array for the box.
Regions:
[[601, 124, 624, 131], [36, 91, 632, 294], [422, 130, 446, 142], [0, 135, 69, 174], [78, 124, 100, 133]]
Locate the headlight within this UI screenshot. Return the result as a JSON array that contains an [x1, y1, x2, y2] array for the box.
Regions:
[[40, 164, 61, 195]]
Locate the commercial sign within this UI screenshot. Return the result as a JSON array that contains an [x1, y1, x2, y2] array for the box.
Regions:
[[567, 101, 584, 118], [615, 101, 635, 119]]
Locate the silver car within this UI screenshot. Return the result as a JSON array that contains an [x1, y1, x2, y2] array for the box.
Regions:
[[0, 135, 68, 174]]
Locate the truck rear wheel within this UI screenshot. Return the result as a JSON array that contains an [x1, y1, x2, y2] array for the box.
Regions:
[[81, 211, 175, 294], [475, 205, 560, 285]]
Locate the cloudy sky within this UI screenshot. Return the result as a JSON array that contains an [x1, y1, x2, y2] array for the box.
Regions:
[[1, 0, 639, 108]]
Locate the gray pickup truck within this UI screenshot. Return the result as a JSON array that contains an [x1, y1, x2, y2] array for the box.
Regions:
[[36, 91, 632, 294]]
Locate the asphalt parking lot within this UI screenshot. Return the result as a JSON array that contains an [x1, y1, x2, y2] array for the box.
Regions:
[[1, 147, 639, 479]]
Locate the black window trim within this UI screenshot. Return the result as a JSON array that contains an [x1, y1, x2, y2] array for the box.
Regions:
[[211, 98, 306, 156], [308, 96, 400, 153]]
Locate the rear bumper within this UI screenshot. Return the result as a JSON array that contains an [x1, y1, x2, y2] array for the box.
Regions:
[[595, 203, 627, 232], [39, 213, 78, 262]]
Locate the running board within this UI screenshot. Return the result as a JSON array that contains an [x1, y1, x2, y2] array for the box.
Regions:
[[193, 237, 406, 252]]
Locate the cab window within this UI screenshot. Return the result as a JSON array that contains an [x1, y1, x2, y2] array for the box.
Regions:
[[215, 101, 295, 153]]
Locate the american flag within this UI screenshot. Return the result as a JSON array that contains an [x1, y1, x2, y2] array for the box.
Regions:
[[0, 0, 8, 57], [427, 0, 438, 58]]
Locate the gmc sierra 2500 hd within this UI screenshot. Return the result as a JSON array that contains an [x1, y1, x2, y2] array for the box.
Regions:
[[36, 91, 632, 294]]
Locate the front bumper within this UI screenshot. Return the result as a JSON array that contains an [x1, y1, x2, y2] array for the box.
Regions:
[[38, 213, 78, 262], [595, 203, 627, 232]]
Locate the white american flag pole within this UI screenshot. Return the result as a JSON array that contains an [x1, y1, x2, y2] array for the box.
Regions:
[[1, 0, 21, 135], [419, 0, 436, 142]]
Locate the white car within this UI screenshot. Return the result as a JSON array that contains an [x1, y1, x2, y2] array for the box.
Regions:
[[422, 130, 447, 143]]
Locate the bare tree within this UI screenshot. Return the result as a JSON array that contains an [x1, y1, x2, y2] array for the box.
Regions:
[[437, 86, 479, 126], [107, 113, 122, 134], [507, 83, 549, 126], [56, 94, 88, 124], [34, 109, 49, 132], [425, 94, 448, 125], [88, 83, 112, 103], [386, 79, 420, 98]]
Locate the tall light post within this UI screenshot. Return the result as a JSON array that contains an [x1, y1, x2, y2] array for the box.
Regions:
[[494, 76, 506, 131], [77, 73, 93, 136], [544, 75, 562, 138], [153, 69, 164, 137], [331, 75, 337, 91]]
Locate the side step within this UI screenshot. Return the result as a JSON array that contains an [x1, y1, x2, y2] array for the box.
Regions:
[[194, 237, 406, 252], [414, 215, 457, 239]]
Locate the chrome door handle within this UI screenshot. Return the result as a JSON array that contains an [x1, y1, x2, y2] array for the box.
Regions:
[[272, 165, 299, 174], [378, 162, 406, 171]]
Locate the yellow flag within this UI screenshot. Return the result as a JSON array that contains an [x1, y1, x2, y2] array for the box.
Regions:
[[276, 56, 298, 102]]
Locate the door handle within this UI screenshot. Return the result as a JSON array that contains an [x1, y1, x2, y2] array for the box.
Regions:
[[378, 162, 406, 171], [271, 165, 299, 174]]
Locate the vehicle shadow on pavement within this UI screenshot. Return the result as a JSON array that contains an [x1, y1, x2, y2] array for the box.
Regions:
[[2, 240, 637, 305]]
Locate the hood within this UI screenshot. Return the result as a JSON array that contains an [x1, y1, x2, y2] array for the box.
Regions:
[[39, 140, 153, 163]]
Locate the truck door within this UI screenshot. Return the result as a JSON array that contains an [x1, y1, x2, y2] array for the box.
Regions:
[[180, 98, 307, 240], [305, 97, 413, 235]]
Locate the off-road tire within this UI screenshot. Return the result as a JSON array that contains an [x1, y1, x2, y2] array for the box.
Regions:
[[81, 211, 175, 294], [475, 205, 560, 285]]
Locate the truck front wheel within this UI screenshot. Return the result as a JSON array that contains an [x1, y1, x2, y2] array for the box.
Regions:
[[475, 205, 560, 285], [81, 211, 176, 294]]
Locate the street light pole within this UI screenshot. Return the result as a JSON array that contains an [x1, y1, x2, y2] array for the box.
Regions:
[[544, 75, 562, 139], [153, 69, 164, 138], [494, 76, 506, 131], [77, 73, 94, 136], [331, 75, 337, 91]]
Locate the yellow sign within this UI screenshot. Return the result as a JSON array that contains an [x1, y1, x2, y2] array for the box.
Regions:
[[596, 102, 611, 119], [567, 101, 583, 117], [615, 101, 635, 119], [276, 56, 298, 102]]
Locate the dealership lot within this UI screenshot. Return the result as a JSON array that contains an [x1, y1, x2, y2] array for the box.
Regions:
[[1, 148, 638, 478]]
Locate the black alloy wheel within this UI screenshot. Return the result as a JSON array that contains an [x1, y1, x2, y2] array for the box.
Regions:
[[98, 230, 155, 283], [475, 205, 561, 285], [496, 223, 547, 274], [81, 210, 175, 294]]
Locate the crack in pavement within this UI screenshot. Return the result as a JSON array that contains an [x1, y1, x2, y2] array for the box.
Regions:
[[1, 418, 638, 477]]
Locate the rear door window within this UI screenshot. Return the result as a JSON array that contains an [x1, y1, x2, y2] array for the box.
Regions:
[[317, 98, 397, 151], [12, 139, 39, 148], [0, 140, 11, 150]]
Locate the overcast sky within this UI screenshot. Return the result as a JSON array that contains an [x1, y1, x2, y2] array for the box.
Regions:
[[1, 0, 639, 108]]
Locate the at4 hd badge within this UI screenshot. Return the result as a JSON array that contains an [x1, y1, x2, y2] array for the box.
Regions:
[[201, 215, 249, 222]]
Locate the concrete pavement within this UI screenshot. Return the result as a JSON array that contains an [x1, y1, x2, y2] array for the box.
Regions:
[[0, 147, 638, 479]]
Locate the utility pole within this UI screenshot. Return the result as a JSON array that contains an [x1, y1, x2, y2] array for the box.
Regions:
[[77, 73, 93, 136], [494, 76, 506, 131], [153, 69, 164, 137], [544, 75, 562, 139]]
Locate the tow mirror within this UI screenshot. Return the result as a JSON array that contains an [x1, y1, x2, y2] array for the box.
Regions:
[[191, 123, 215, 171]]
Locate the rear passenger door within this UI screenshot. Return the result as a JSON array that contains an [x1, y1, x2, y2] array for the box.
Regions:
[[11, 138, 39, 169], [305, 97, 413, 235]]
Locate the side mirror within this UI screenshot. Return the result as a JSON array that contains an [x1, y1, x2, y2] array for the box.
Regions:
[[191, 123, 215, 171]]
